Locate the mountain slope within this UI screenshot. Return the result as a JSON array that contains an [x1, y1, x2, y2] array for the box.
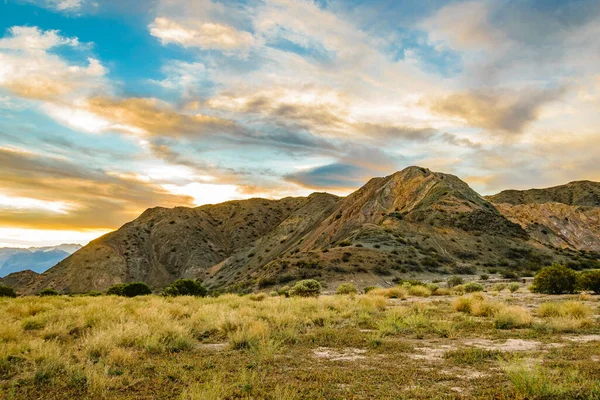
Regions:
[[488, 181, 600, 206], [488, 181, 600, 252]]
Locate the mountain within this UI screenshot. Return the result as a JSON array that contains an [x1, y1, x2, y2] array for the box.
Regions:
[[0, 244, 82, 278], [487, 181, 600, 206], [487, 181, 600, 252], [4, 167, 598, 295]]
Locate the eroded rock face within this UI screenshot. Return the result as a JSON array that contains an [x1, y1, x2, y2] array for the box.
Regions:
[[494, 202, 600, 252], [12, 167, 600, 294], [488, 181, 600, 252]]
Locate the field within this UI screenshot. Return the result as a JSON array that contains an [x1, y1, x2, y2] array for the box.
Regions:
[[1, 286, 600, 399]]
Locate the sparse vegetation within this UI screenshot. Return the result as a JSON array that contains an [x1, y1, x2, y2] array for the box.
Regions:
[[1, 282, 599, 399]]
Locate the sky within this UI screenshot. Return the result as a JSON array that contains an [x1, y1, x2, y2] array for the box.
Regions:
[[0, 0, 599, 247]]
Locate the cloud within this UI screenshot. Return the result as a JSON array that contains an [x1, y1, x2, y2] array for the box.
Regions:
[[426, 87, 565, 135], [284, 163, 370, 191], [149, 17, 254, 53], [0, 147, 195, 230], [20, 0, 84, 12], [0, 26, 106, 101], [45, 96, 239, 137], [421, 0, 501, 51]]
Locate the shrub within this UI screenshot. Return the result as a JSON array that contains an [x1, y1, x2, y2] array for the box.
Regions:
[[106, 284, 125, 296], [577, 270, 600, 294], [408, 285, 431, 297], [85, 291, 102, 297], [336, 283, 358, 295], [368, 287, 407, 299], [363, 286, 376, 294], [532, 264, 577, 294], [122, 282, 152, 297], [447, 276, 463, 288], [452, 296, 473, 313], [289, 280, 321, 297], [464, 282, 484, 293], [269, 291, 279, 297], [161, 279, 207, 297], [480, 274, 489, 281], [492, 283, 507, 292], [39, 288, 60, 296], [538, 301, 592, 319], [508, 282, 520, 293], [0, 285, 17, 298], [502, 271, 520, 280], [248, 292, 267, 302], [494, 306, 532, 329]]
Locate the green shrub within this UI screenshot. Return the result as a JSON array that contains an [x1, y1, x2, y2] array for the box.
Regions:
[[161, 279, 207, 297], [577, 270, 600, 294], [447, 276, 463, 288], [106, 284, 125, 296], [289, 279, 321, 297], [39, 288, 60, 296], [85, 291, 102, 297], [532, 265, 577, 294], [464, 282, 484, 293], [492, 283, 507, 292], [480, 274, 489, 281], [363, 286, 376, 294], [0, 285, 17, 298], [336, 283, 358, 295]]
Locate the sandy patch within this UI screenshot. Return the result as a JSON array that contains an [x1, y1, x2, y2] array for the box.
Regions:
[[313, 347, 367, 361], [563, 335, 600, 343], [194, 343, 228, 351], [408, 344, 456, 361], [463, 339, 540, 351]]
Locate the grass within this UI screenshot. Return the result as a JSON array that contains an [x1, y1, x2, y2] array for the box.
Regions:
[[0, 291, 599, 399]]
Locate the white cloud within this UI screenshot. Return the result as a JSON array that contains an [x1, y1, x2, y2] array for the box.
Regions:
[[0, 26, 106, 101], [149, 17, 254, 52]]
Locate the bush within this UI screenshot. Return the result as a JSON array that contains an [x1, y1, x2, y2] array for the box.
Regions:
[[532, 265, 577, 294], [39, 288, 60, 296], [363, 286, 376, 294], [408, 285, 432, 297], [248, 292, 267, 301], [480, 274, 489, 281], [0, 285, 17, 298], [289, 280, 321, 297], [161, 279, 207, 297], [577, 270, 600, 294], [336, 283, 358, 295], [447, 276, 464, 288], [122, 282, 152, 297], [494, 306, 532, 329], [106, 284, 125, 296], [508, 282, 520, 293], [492, 283, 507, 292], [464, 282, 484, 293], [85, 291, 102, 297]]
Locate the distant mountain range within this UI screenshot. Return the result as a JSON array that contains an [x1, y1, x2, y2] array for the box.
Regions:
[[0, 244, 82, 278], [2, 167, 599, 295]]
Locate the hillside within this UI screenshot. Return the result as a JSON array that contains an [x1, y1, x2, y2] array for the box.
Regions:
[[488, 182, 600, 252], [487, 181, 600, 206], [6, 167, 599, 295]]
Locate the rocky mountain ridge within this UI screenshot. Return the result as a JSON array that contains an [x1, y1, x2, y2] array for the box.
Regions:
[[3, 167, 598, 294]]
